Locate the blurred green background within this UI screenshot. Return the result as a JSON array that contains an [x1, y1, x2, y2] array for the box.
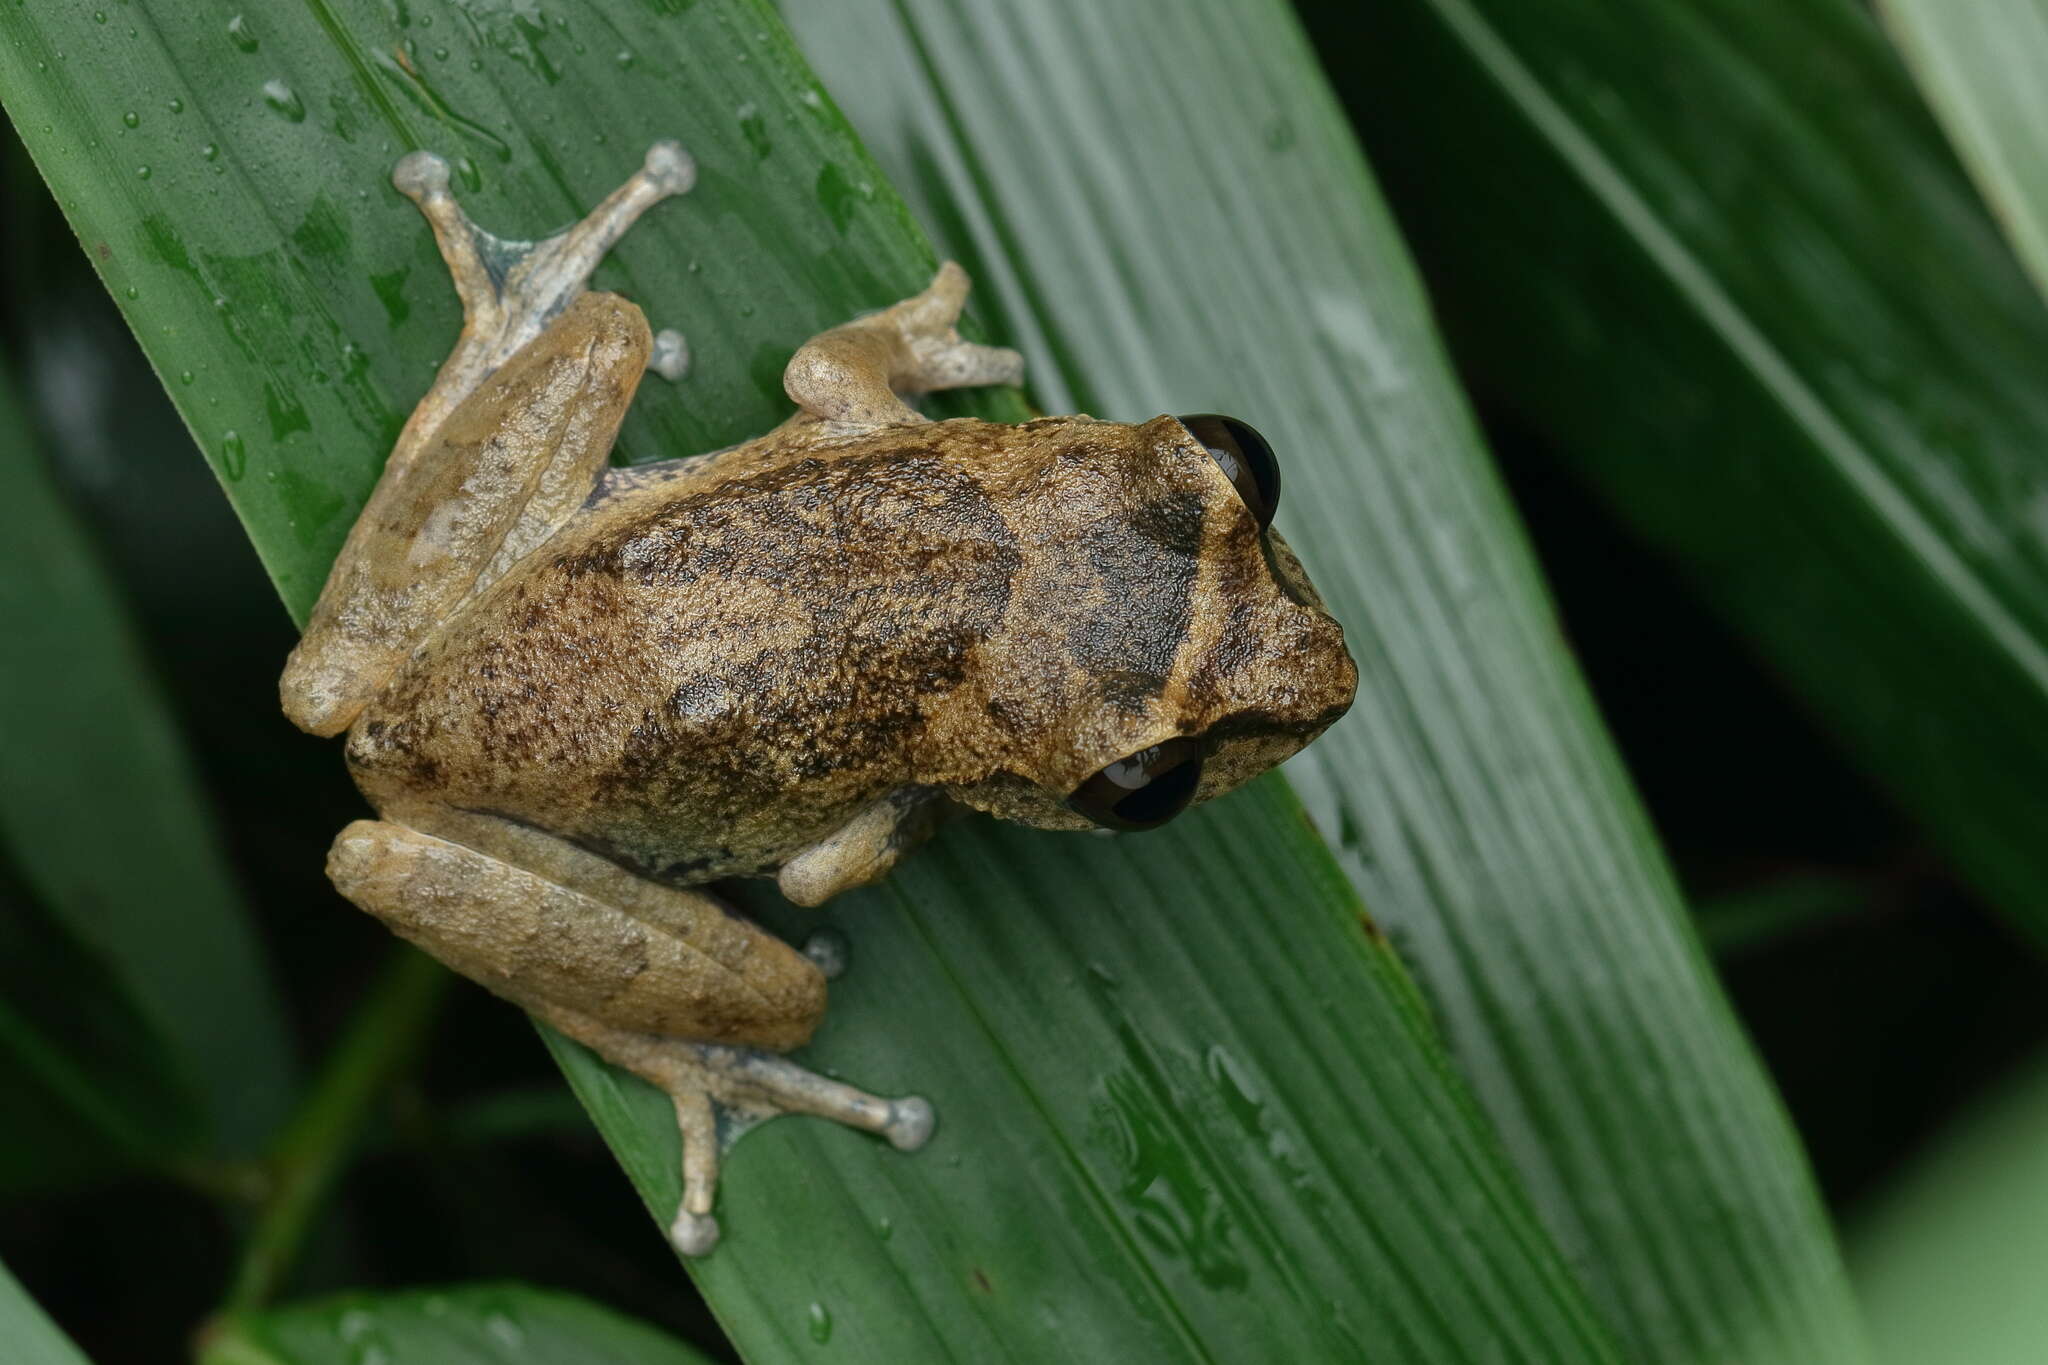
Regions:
[[6, 0, 2048, 1361]]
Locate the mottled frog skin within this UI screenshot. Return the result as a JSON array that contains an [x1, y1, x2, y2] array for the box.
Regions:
[[281, 142, 1357, 1256]]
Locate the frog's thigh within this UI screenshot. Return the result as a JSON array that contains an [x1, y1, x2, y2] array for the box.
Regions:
[[282, 292, 653, 738], [326, 817, 932, 1255], [328, 816, 817, 1047]]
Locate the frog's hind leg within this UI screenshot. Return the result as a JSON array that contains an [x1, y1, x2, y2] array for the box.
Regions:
[[283, 145, 693, 738], [781, 261, 1025, 429], [325, 811, 933, 1257], [389, 141, 697, 461]]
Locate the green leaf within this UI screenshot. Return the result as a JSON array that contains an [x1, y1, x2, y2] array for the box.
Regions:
[[1876, 0, 2048, 308], [0, 1, 1623, 1360], [0, 856, 198, 1188], [0, 1259, 91, 1365], [0, 359, 292, 1160], [1314, 0, 2048, 942], [200, 1283, 716, 1365], [781, 1, 1867, 1361], [1851, 1050, 2048, 1365]]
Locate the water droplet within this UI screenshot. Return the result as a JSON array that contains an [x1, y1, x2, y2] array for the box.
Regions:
[[179, 370, 194, 385], [122, 285, 138, 298], [262, 78, 305, 122], [615, 48, 635, 68], [167, 97, 184, 113], [484, 1312, 523, 1348], [134, 165, 150, 180], [201, 142, 219, 160], [92, 10, 107, 23], [226, 14, 257, 52], [221, 430, 247, 481], [432, 45, 447, 60], [876, 1215, 893, 1242], [805, 1302, 832, 1344], [121, 110, 139, 128]]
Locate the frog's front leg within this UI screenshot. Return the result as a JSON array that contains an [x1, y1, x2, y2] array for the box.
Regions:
[[327, 810, 932, 1257], [781, 261, 1025, 429], [282, 145, 693, 738], [776, 789, 944, 907]]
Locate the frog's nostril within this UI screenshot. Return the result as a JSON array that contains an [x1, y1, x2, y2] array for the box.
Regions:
[[1262, 529, 1323, 610]]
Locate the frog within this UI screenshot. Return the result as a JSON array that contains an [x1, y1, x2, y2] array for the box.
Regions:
[[280, 141, 1358, 1257]]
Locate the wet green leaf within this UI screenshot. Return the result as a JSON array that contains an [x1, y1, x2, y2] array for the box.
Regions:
[[0, 360, 291, 1161], [201, 1283, 715, 1365], [1877, 0, 2048, 308], [0, 0, 1614, 1359], [782, 1, 1868, 1361]]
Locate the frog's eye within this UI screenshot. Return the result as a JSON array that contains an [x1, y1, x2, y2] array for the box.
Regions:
[[1177, 414, 1280, 529], [1067, 737, 1204, 831]]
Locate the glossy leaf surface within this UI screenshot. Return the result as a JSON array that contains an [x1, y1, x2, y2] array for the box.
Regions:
[[202, 1283, 717, 1365], [1877, 0, 2048, 306]]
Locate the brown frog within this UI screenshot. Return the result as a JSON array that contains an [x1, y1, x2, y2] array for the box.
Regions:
[[282, 142, 1357, 1256]]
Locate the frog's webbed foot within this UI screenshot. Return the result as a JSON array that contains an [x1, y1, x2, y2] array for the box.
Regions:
[[782, 261, 1024, 429], [535, 1007, 935, 1257], [391, 141, 696, 449], [325, 813, 932, 1258]]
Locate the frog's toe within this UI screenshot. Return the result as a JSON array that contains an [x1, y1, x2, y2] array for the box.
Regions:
[[884, 1095, 937, 1151], [390, 149, 451, 199], [669, 1208, 721, 1258], [641, 140, 697, 195]]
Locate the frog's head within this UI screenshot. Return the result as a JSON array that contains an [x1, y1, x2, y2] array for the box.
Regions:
[[933, 413, 1358, 834]]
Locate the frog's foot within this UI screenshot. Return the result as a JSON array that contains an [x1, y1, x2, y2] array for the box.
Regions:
[[391, 141, 695, 418], [783, 261, 1025, 428], [534, 1002, 935, 1258], [326, 813, 932, 1260]]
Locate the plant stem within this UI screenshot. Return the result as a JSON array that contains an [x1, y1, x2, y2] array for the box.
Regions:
[[220, 946, 448, 1314]]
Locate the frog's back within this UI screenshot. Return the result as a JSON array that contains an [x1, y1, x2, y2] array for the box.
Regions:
[[346, 433, 1023, 882]]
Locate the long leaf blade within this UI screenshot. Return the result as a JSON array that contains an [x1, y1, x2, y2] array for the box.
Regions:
[[1876, 0, 2048, 309], [0, 1260, 91, 1365], [1317, 0, 2048, 939], [202, 1283, 718, 1365], [779, 2, 1870, 1362], [0, 360, 291, 1157], [1851, 1051, 2048, 1365], [0, 2, 1621, 1360]]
